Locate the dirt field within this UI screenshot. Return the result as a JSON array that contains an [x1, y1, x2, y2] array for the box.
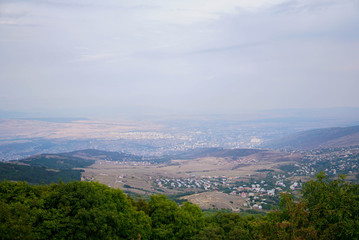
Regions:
[[180, 192, 248, 211], [82, 150, 300, 197]]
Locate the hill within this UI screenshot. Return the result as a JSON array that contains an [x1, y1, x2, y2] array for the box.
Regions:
[[0, 162, 83, 184], [0, 149, 146, 184], [262, 125, 359, 150], [17, 149, 144, 168], [0, 147, 294, 186], [19, 153, 95, 169], [62, 149, 144, 162], [0, 151, 95, 184]]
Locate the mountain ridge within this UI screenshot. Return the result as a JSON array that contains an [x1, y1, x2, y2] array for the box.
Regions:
[[262, 125, 359, 150]]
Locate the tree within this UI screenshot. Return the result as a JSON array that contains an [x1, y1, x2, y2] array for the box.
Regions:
[[195, 212, 254, 240], [174, 202, 205, 239], [149, 194, 205, 240], [301, 172, 359, 239], [149, 194, 178, 239], [0, 181, 152, 240]]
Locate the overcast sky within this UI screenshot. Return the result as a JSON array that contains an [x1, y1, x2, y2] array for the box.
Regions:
[[1, 0, 359, 117]]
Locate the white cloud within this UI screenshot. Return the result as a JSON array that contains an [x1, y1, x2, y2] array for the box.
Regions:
[[0, 20, 19, 25], [140, 0, 288, 24], [70, 53, 117, 63], [0, 0, 358, 115]]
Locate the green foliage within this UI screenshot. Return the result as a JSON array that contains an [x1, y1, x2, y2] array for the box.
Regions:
[[301, 172, 359, 239], [0, 151, 96, 184], [256, 172, 359, 240], [130, 197, 151, 215], [0, 181, 151, 240], [0, 162, 82, 184], [195, 212, 255, 240], [19, 155, 95, 170], [148, 194, 205, 239], [174, 202, 205, 239], [0, 173, 358, 240], [202, 208, 233, 218], [149, 194, 179, 239], [166, 191, 195, 204]]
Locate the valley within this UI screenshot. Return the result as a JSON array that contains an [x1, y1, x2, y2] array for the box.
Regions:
[[1, 115, 355, 161], [2, 145, 359, 212], [78, 146, 359, 211], [1, 123, 359, 213]]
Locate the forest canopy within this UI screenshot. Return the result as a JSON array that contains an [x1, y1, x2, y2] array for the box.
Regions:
[[0, 173, 358, 240]]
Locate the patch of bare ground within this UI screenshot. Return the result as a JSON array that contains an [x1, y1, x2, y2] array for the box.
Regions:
[[180, 192, 248, 211]]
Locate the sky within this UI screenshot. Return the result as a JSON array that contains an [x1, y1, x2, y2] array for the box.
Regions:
[[1, 0, 359, 117]]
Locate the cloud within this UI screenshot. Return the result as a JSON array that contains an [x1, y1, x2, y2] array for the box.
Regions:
[[0, 20, 19, 25], [70, 54, 117, 63], [187, 42, 267, 55], [0, 0, 358, 116], [0, 0, 288, 24], [140, 0, 288, 24], [0, 10, 28, 19], [0, 0, 92, 8], [0, 20, 39, 27]]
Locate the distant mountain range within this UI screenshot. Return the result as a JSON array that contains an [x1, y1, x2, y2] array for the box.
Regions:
[[262, 125, 359, 150]]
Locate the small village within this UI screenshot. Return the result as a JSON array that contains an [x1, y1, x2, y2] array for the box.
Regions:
[[153, 174, 301, 210], [150, 146, 359, 210], [79, 146, 359, 211], [283, 146, 359, 178]]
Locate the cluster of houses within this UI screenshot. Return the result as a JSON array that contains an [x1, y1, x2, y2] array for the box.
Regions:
[[100, 160, 153, 166], [81, 176, 94, 182], [286, 147, 359, 177], [154, 175, 302, 199], [155, 176, 222, 190], [158, 171, 309, 210]]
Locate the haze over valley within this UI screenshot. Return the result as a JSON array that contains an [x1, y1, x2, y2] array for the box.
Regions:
[[2, 108, 359, 161]]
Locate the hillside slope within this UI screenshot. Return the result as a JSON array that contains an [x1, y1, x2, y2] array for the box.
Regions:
[[262, 125, 359, 150]]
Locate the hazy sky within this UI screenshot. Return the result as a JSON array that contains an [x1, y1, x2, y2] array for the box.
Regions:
[[1, 0, 359, 117]]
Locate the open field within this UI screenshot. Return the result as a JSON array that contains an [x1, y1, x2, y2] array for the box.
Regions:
[[81, 150, 301, 199]]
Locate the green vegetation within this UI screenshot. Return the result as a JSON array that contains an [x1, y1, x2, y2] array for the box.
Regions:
[[0, 181, 150, 240], [0, 173, 358, 239], [0, 153, 96, 184], [68, 149, 145, 162], [256, 169, 275, 172], [19, 155, 95, 169], [0, 162, 82, 184]]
